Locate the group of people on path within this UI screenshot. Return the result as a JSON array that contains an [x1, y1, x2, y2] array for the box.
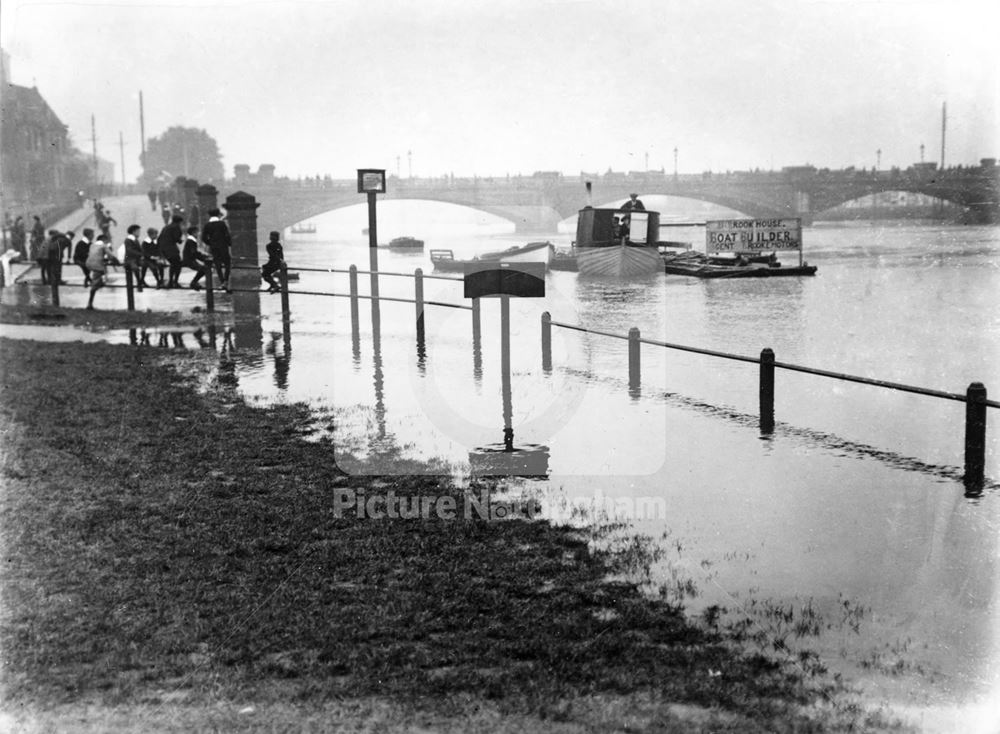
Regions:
[[5, 201, 287, 307], [81, 207, 237, 308]]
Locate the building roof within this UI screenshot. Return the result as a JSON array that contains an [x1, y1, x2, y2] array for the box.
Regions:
[[1, 83, 68, 132]]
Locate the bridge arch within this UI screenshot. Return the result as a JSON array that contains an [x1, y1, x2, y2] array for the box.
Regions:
[[226, 159, 999, 240], [243, 194, 525, 239]]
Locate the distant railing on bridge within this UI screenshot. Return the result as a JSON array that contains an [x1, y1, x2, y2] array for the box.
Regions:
[[232, 159, 997, 191]]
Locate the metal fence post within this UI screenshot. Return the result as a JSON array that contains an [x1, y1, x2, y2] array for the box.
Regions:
[[628, 327, 641, 396], [124, 267, 134, 311], [414, 267, 425, 336], [278, 262, 290, 318], [541, 311, 552, 373], [964, 382, 987, 490], [472, 296, 481, 342], [204, 259, 214, 313], [760, 348, 775, 433], [349, 264, 360, 358]]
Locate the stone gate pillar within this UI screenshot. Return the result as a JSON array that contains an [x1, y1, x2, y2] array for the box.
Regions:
[[196, 184, 219, 219], [183, 179, 200, 226], [224, 191, 260, 288]]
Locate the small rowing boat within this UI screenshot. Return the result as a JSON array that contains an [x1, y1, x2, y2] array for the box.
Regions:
[[430, 241, 554, 273], [387, 236, 424, 249]]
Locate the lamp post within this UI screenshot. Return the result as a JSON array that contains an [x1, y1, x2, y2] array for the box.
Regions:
[[920, 143, 925, 163], [357, 169, 386, 324], [673, 147, 678, 180], [873, 149, 881, 221]]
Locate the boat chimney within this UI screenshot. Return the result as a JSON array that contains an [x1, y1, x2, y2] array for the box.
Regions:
[[585, 181, 593, 208]]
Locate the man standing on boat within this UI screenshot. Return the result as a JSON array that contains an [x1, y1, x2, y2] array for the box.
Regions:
[[619, 193, 645, 212]]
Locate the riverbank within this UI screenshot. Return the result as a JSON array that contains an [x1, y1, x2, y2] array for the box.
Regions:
[[0, 337, 905, 732]]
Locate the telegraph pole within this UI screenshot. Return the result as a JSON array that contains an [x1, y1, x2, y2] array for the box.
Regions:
[[90, 115, 99, 195], [139, 90, 146, 158], [119, 131, 126, 187], [940, 101, 947, 171]]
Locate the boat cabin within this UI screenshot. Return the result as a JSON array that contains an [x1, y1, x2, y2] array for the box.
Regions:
[[575, 207, 660, 248]]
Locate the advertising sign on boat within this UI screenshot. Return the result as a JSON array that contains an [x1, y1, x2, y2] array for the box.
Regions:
[[705, 218, 802, 253]]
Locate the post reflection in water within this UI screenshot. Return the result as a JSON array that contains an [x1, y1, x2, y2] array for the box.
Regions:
[[472, 298, 483, 383], [415, 323, 426, 374], [371, 270, 386, 439], [266, 325, 292, 391], [371, 295, 387, 440]]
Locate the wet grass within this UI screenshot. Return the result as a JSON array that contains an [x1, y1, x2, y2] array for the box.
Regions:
[[0, 337, 910, 731], [0, 302, 234, 330]]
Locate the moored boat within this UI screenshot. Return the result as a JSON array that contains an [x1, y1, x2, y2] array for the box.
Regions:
[[430, 241, 554, 273], [550, 248, 579, 272], [388, 236, 424, 249], [663, 217, 817, 278], [662, 251, 817, 278], [575, 207, 663, 277]]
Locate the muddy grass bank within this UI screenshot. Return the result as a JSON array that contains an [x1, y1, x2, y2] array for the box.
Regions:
[[0, 337, 905, 732]]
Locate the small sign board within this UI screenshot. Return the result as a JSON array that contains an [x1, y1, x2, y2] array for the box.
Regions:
[[357, 168, 386, 194], [463, 261, 546, 298], [706, 218, 802, 254]]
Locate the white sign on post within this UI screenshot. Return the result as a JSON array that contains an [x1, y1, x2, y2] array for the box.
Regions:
[[705, 218, 802, 253]]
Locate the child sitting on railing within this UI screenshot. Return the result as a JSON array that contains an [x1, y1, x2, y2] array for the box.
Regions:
[[261, 231, 285, 293]]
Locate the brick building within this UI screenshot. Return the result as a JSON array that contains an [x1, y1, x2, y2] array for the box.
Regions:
[[1, 49, 89, 221]]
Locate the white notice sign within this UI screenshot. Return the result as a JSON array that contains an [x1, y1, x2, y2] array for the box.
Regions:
[[706, 218, 802, 253]]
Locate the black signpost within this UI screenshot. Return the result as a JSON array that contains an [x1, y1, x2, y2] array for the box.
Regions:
[[464, 262, 549, 477], [358, 169, 386, 327]]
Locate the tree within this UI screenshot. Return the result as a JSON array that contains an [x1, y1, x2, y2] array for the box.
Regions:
[[140, 126, 224, 187]]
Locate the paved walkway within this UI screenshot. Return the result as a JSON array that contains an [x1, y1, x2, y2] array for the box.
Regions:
[[3, 195, 237, 313]]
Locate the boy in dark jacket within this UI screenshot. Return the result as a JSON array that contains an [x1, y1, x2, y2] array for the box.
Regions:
[[157, 215, 184, 287], [181, 226, 208, 290], [261, 230, 284, 293], [73, 229, 94, 286]]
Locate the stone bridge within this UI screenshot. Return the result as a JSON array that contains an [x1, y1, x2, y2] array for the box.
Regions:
[[201, 159, 998, 240]]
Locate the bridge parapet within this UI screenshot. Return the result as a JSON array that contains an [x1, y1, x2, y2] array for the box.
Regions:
[[226, 159, 1000, 233]]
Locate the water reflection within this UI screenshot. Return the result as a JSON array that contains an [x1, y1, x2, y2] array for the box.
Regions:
[[700, 278, 807, 352], [265, 329, 291, 391], [230, 291, 264, 361], [472, 300, 483, 382], [371, 297, 387, 442]]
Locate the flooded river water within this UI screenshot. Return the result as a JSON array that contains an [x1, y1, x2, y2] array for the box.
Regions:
[[5, 198, 999, 730]]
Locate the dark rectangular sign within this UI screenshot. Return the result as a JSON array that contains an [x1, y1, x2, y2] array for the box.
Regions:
[[356, 169, 386, 193], [463, 262, 546, 298]]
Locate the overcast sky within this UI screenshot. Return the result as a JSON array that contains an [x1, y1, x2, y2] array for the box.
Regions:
[[2, 0, 997, 182]]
